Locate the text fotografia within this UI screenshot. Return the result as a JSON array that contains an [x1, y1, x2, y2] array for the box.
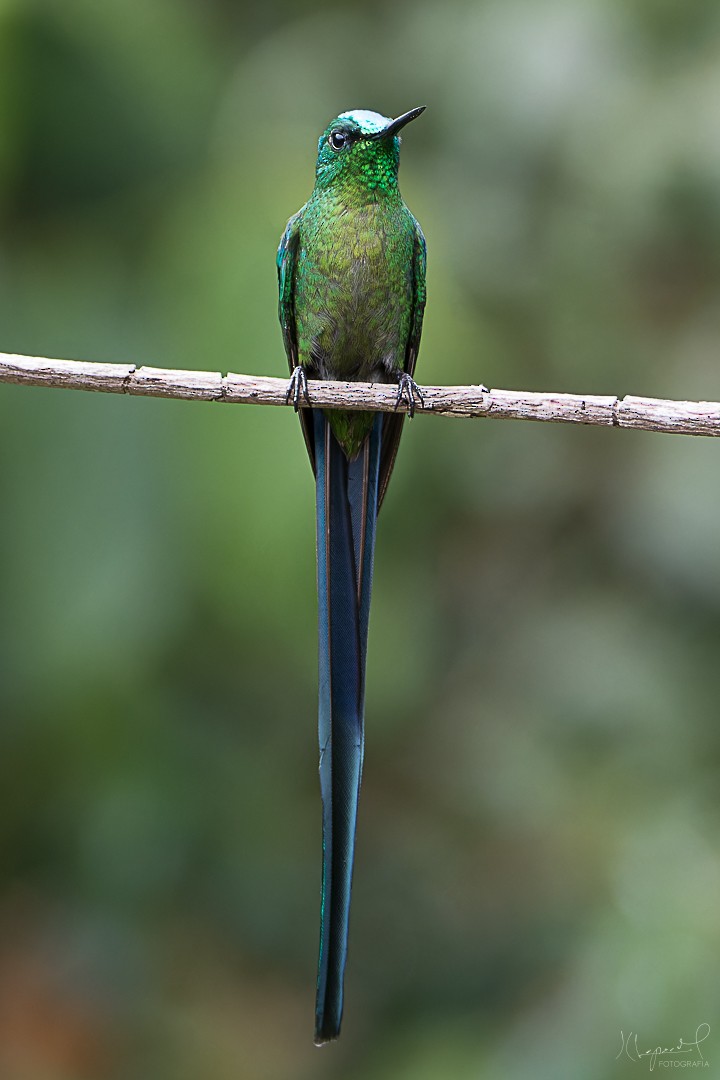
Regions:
[[617, 1025, 710, 1071]]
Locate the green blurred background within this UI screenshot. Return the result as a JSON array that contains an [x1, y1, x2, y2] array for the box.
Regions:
[[1, 1, 720, 1077]]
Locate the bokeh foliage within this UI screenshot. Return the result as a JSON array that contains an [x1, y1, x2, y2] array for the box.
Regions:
[[1, 1, 719, 1077]]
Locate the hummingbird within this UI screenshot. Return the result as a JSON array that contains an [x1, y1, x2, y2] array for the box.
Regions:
[[277, 106, 426, 1043]]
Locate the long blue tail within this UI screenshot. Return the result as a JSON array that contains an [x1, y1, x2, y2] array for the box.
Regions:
[[313, 410, 382, 1044]]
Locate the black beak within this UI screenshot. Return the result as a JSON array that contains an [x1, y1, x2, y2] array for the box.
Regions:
[[371, 106, 426, 140]]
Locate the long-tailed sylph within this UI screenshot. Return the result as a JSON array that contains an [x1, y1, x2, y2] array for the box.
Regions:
[[277, 106, 426, 1043]]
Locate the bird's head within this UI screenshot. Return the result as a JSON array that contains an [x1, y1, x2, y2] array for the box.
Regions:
[[314, 107, 425, 194]]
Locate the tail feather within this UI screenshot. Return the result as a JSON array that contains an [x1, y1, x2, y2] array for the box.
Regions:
[[313, 410, 382, 1044]]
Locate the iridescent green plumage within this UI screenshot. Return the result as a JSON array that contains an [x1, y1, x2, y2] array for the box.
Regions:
[[278, 108, 426, 472], [277, 107, 426, 1044]]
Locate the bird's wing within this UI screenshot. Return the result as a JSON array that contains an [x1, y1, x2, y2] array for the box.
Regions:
[[405, 217, 428, 382], [277, 208, 316, 471], [377, 216, 427, 508], [277, 209, 301, 367]]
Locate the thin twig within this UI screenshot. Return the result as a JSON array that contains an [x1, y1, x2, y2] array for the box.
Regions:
[[0, 350, 719, 437]]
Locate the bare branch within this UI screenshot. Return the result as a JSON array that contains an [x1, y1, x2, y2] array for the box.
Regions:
[[1, 350, 719, 437]]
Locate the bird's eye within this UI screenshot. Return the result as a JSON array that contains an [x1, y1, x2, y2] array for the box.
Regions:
[[329, 130, 348, 151]]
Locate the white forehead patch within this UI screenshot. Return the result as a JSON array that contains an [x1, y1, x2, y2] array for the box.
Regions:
[[338, 109, 391, 135]]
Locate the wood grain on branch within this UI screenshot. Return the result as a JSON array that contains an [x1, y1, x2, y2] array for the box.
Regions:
[[1, 350, 719, 437]]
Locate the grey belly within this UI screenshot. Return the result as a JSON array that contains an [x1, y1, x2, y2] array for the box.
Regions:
[[311, 264, 407, 381]]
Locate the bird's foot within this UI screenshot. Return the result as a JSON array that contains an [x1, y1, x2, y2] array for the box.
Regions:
[[286, 365, 310, 411], [395, 372, 425, 418]]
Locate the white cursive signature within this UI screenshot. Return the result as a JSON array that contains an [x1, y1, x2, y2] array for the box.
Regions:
[[616, 1024, 710, 1071]]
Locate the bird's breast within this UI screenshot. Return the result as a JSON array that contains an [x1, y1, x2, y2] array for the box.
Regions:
[[296, 201, 414, 381]]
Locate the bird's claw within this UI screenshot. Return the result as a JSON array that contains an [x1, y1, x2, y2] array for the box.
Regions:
[[395, 373, 425, 418], [286, 365, 310, 411]]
